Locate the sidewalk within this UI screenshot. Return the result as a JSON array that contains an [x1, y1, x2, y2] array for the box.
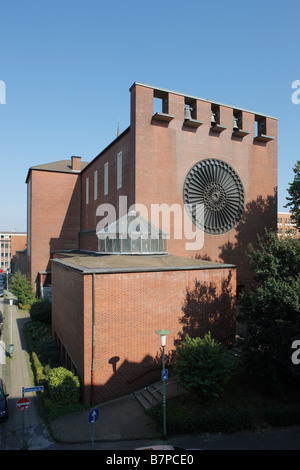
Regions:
[[49, 392, 157, 444], [2, 297, 53, 450]]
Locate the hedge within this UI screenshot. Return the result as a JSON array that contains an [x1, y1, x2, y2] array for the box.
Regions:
[[46, 367, 81, 405]]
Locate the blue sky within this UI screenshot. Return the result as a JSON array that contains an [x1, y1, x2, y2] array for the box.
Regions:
[[0, 0, 299, 231]]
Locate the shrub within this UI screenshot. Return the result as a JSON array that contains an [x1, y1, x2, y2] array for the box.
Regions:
[[265, 403, 300, 426], [174, 332, 235, 401], [46, 367, 81, 405], [30, 299, 51, 324], [32, 351, 46, 385], [24, 321, 53, 350], [147, 401, 253, 434], [36, 341, 59, 367]]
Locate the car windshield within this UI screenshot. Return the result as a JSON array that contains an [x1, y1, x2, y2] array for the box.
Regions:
[[0, 390, 5, 400]]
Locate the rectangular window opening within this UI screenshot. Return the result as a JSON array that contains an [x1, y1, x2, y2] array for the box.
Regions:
[[255, 115, 266, 136], [211, 103, 220, 125], [184, 97, 197, 120], [117, 152, 122, 190], [153, 90, 169, 114], [86, 177, 89, 205], [104, 162, 109, 196], [94, 170, 98, 200], [233, 110, 242, 130]]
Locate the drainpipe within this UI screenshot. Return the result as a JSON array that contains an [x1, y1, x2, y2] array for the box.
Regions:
[[91, 273, 96, 407]]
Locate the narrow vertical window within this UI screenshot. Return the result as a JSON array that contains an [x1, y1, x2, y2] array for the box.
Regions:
[[117, 152, 122, 190], [94, 170, 98, 200], [86, 177, 89, 204], [104, 162, 108, 196]]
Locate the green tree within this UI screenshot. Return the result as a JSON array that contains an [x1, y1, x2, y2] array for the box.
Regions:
[[285, 160, 300, 230], [238, 230, 300, 378], [174, 332, 234, 401], [9, 270, 36, 308]]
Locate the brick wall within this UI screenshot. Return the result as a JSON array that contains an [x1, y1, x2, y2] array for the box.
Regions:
[[29, 170, 81, 288], [52, 261, 236, 406], [10, 235, 27, 257]]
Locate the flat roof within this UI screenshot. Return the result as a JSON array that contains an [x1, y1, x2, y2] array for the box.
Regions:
[[130, 82, 278, 120], [0, 231, 27, 235], [51, 252, 235, 274]]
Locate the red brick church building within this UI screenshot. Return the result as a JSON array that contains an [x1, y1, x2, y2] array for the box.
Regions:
[[26, 82, 277, 405]]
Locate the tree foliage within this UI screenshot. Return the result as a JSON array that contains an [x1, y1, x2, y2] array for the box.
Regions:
[[238, 230, 300, 377], [9, 270, 35, 308], [285, 160, 300, 230], [174, 332, 234, 401]]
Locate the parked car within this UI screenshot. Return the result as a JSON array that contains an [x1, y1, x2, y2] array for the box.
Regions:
[[0, 378, 9, 421], [0, 311, 3, 336]]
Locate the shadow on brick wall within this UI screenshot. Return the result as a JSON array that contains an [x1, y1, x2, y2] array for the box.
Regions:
[[195, 192, 277, 290], [178, 270, 236, 347], [219, 193, 277, 289], [90, 354, 163, 405]]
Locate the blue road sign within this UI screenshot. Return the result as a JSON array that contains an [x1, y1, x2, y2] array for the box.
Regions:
[[162, 369, 168, 380], [88, 408, 99, 424], [23, 386, 44, 393]]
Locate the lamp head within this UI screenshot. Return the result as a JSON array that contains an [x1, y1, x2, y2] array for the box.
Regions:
[[156, 329, 170, 347]]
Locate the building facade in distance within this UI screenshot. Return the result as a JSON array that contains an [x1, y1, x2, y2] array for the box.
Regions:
[[0, 231, 27, 272], [278, 212, 300, 238]]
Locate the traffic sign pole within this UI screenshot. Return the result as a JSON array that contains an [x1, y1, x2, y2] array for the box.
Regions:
[[18, 386, 44, 448], [88, 408, 99, 450], [22, 388, 25, 449]]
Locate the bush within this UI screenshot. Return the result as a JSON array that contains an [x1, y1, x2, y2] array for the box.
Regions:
[[36, 341, 59, 367], [24, 321, 53, 350], [265, 403, 300, 427], [32, 351, 46, 385], [147, 401, 253, 434], [174, 332, 235, 401], [46, 367, 81, 405], [30, 300, 51, 324]]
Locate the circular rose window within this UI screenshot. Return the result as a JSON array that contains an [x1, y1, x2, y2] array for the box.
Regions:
[[183, 158, 245, 234]]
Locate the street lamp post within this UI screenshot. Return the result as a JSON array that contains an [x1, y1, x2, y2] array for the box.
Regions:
[[8, 297, 14, 356], [156, 329, 170, 441]]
